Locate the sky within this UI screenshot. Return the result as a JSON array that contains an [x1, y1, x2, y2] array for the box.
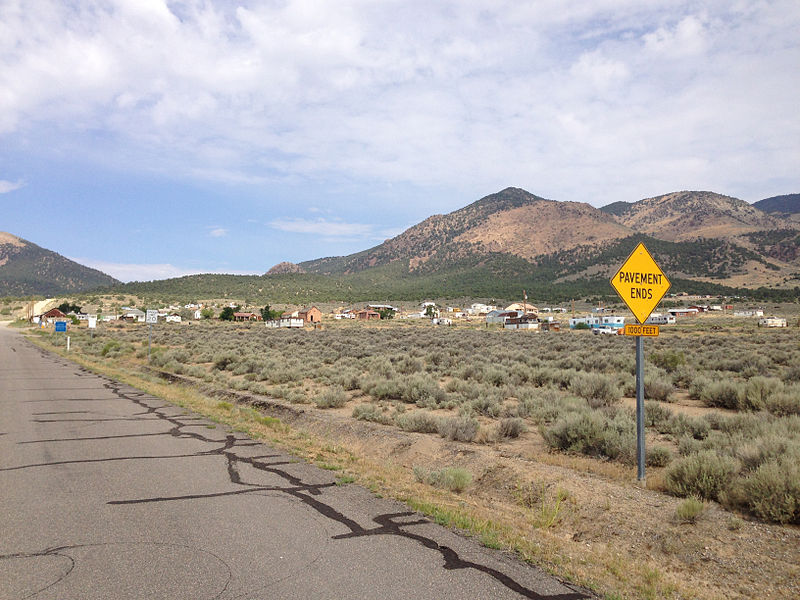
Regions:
[[1, 0, 799, 282]]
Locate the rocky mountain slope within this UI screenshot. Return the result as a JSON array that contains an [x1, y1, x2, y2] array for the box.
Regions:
[[599, 191, 785, 242], [301, 188, 633, 274], [297, 188, 799, 289], [0, 232, 120, 296]]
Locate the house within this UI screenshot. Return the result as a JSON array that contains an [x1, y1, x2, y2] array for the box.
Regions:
[[194, 309, 203, 320], [486, 310, 521, 324], [367, 304, 398, 313], [42, 308, 66, 320], [233, 312, 261, 322], [120, 308, 146, 322], [688, 305, 709, 313], [646, 313, 676, 325], [297, 306, 322, 323], [733, 309, 764, 317], [540, 321, 561, 332], [504, 315, 540, 330], [505, 303, 538, 313], [668, 308, 700, 318], [569, 315, 625, 329], [165, 314, 182, 323], [758, 317, 787, 328], [266, 317, 305, 328], [357, 309, 381, 320], [431, 317, 452, 326], [467, 303, 496, 316]]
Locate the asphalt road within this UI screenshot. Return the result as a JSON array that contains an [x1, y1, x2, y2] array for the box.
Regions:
[[0, 326, 593, 600]]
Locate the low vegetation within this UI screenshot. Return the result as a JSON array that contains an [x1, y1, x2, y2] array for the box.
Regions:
[[41, 315, 800, 526]]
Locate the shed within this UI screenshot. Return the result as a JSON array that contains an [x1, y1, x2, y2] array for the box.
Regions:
[[297, 306, 322, 323], [357, 310, 381, 320]]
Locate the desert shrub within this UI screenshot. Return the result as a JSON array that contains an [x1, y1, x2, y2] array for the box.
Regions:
[[741, 376, 783, 411], [352, 403, 391, 424], [678, 435, 703, 456], [362, 376, 403, 400], [726, 459, 800, 524], [644, 376, 674, 402], [688, 376, 712, 401], [763, 386, 800, 416], [664, 451, 739, 501], [700, 380, 744, 410], [542, 410, 635, 464], [542, 411, 605, 454], [314, 386, 348, 408], [497, 417, 526, 439], [101, 340, 121, 357], [674, 497, 705, 523], [670, 365, 696, 390], [396, 411, 441, 433], [782, 364, 800, 383], [646, 445, 673, 467], [402, 373, 446, 407], [644, 401, 673, 431], [568, 372, 619, 407], [667, 412, 710, 440], [438, 415, 479, 442], [413, 466, 472, 492], [652, 350, 686, 373], [336, 372, 361, 391], [212, 352, 238, 370], [467, 395, 503, 417], [397, 355, 423, 374]]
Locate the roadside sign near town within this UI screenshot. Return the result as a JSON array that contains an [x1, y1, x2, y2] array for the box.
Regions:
[[54, 321, 67, 332], [610, 241, 671, 486], [145, 309, 158, 361], [624, 324, 659, 337], [88, 315, 97, 329], [610, 242, 671, 324]]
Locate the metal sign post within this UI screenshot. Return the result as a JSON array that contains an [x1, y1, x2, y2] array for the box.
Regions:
[[635, 336, 645, 481], [145, 310, 158, 362], [610, 242, 671, 484]]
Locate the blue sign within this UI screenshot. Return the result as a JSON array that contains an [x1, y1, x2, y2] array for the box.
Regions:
[[55, 321, 67, 332]]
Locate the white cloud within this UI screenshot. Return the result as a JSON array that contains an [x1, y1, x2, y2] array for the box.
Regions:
[[0, 179, 25, 193], [1, 1, 798, 206], [208, 227, 228, 237], [70, 258, 260, 283], [269, 217, 373, 238]]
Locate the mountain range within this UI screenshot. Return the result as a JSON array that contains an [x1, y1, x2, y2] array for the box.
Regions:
[[293, 188, 800, 293], [1, 188, 799, 301], [0, 232, 120, 296]]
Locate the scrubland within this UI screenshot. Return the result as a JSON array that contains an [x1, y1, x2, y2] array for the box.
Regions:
[[36, 315, 800, 599]]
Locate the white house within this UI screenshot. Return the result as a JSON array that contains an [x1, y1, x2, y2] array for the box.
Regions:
[[165, 314, 182, 323], [646, 313, 676, 325], [569, 315, 625, 329], [758, 317, 787, 328], [266, 317, 305, 328]]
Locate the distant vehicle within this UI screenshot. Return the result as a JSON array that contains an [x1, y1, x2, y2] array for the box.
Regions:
[[592, 326, 618, 335]]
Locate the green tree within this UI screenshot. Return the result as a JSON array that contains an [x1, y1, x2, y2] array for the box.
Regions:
[[260, 304, 281, 321], [378, 308, 395, 320], [57, 301, 81, 314], [200, 307, 215, 319], [219, 306, 239, 321]]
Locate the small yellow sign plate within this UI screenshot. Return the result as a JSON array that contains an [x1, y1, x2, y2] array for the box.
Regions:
[[624, 324, 659, 337], [610, 242, 671, 324]]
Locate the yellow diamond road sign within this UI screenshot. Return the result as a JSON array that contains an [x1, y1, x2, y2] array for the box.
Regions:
[[610, 242, 671, 324]]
